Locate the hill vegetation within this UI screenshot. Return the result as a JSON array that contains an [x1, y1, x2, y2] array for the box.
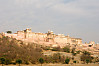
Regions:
[[0, 34, 99, 65], [0, 36, 43, 64]]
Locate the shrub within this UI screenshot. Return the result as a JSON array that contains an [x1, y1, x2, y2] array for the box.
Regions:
[[52, 47, 61, 51], [63, 46, 70, 53], [71, 57, 74, 60], [86, 59, 90, 64], [12, 62, 16, 65], [76, 50, 81, 54], [65, 58, 70, 64], [80, 54, 93, 63], [16, 59, 22, 66], [82, 51, 90, 55], [39, 58, 44, 66], [96, 58, 99, 62], [6, 31, 12, 34], [0, 57, 6, 66], [73, 60, 77, 64]]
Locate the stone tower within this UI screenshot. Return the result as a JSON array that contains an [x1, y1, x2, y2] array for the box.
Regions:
[[24, 28, 32, 39]]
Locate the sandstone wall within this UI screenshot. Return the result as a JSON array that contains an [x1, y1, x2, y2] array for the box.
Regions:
[[4, 29, 83, 47]]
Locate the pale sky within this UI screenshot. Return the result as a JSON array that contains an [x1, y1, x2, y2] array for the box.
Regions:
[[0, 0, 99, 43]]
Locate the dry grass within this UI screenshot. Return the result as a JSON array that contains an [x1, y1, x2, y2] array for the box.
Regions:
[[2, 63, 99, 66]]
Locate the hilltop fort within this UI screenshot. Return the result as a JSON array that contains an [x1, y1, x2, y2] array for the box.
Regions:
[[1, 28, 99, 52], [3, 28, 82, 47]]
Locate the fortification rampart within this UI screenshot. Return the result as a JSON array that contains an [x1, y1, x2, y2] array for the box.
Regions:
[[4, 28, 82, 48]]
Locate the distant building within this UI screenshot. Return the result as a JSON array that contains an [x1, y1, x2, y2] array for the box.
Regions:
[[4, 28, 82, 47]]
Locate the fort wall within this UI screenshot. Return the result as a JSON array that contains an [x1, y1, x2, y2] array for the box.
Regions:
[[4, 28, 83, 47]]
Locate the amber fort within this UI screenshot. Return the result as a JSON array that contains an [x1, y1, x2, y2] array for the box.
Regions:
[[1, 28, 98, 50]]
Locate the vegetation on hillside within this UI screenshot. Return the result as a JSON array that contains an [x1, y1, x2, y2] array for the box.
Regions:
[[0, 36, 43, 64], [80, 51, 93, 63], [0, 35, 99, 65]]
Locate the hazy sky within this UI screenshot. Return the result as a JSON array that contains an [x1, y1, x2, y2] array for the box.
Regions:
[[0, 0, 99, 43]]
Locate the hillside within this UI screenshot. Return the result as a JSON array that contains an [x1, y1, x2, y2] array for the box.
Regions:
[[0, 34, 99, 65], [0, 35, 43, 64]]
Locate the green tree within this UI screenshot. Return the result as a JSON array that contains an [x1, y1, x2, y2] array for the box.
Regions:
[[86, 59, 90, 64], [16, 59, 22, 66], [73, 60, 77, 64], [6, 31, 12, 34], [65, 58, 70, 64], [39, 58, 44, 66], [0, 57, 6, 66]]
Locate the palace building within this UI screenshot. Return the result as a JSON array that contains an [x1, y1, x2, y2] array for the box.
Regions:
[[4, 28, 82, 47]]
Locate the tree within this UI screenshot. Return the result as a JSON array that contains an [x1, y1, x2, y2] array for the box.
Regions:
[[65, 58, 70, 64], [86, 59, 90, 64], [73, 60, 77, 64], [6, 31, 12, 34], [39, 58, 44, 66], [16, 59, 22, 66], [0, 57, 6, 66], [63, 46, 70, 53]]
